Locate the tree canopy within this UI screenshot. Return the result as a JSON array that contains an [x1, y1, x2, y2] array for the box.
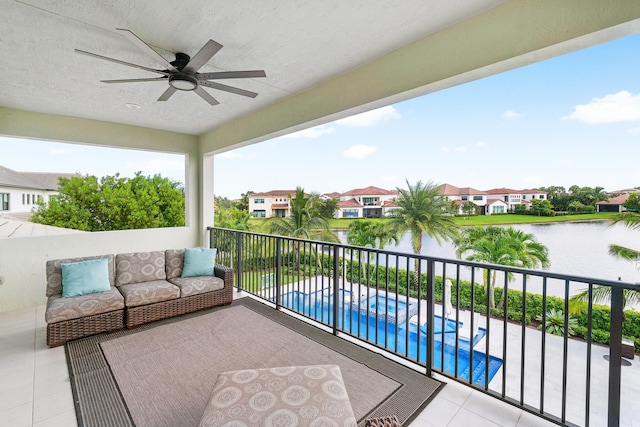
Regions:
[[32, 173, 185, 231], [387, 180, 459, 286], [262, 187, 339, 243], [455, 225, 550, 309]]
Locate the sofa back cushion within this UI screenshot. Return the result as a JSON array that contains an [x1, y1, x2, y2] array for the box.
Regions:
[[46, 254, 115, 297], [165, 249, 185, 280], [115, 251, 166, 286]]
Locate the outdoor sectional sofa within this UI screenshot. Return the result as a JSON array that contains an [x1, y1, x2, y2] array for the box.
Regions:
[[45, 249, 233, 347]]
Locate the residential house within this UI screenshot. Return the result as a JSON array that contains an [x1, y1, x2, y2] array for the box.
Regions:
[[0, 165, 72, 216], [438, 183, 489, 215], [336, 186, 398, 218], [484, 187, 548, 212], [596, 193, 633, 213], [248, 190, 298, 218]]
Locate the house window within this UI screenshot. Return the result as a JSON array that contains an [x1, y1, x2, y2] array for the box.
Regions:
[[22, 194, 25, 204], [254, 198, 264, 204], [362, 197, 377, 206], [27, 194, 31, 204], [342, 209, 358, 218], [539, 195, 545, 199], [522, 195, 527, 199], [492, 205, 505, 214], [0, 193, 9, 211], [473, 195, 483, 201], [461, 195, 468, 201], [253, 210, 266, 217]]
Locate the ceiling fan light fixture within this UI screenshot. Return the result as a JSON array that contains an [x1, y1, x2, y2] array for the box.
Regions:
[[169, 74, 198, 91]]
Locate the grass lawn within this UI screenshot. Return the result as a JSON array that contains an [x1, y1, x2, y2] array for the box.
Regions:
[[248, 212, 617, 230], [326, 213, 617, 229]]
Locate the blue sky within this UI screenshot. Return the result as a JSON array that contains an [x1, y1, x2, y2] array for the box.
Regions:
[[2, 33, 640, 199]]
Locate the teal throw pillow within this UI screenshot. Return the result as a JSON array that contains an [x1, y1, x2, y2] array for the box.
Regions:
[[61, 258, 111, 298], [182, 247, 217, 277]]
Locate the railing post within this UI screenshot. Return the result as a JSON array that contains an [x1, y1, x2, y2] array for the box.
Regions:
[[608, 287, 624, 427], [426, 258, 435, 377], [236, 232, 243, 291], [332, 245, 340, 336], [275, 238, 282, 310], [208, 226, 214, 250]]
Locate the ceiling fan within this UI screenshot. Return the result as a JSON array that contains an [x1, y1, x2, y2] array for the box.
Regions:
[[75, 28, 266, 106]]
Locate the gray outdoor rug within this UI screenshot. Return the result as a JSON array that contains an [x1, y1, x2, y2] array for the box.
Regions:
[[65, 297, 443, 427]]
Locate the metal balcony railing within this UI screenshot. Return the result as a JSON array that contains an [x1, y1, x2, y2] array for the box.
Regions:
[[208, 227, 640, 427]]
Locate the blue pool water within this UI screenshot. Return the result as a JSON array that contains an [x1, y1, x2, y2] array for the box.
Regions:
[[278, 290, 503, 385]]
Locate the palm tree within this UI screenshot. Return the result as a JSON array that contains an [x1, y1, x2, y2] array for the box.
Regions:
[[263, 187, 339, 270], [455, 226, 550, 309], [346, 220, 399, 283], [387, 180, 459, 289], [570, 211, 640, 312]]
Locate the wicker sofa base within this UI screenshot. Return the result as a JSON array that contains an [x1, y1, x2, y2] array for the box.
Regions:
[[47, 309, 124, 348], [126, 288, 232, 328]]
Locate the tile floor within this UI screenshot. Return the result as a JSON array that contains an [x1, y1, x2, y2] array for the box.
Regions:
[[0, 295, 558, 427]]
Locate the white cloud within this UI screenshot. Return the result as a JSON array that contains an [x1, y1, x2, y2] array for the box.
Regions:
[[440, 146, 449, 153], [217, 151, 243, 159], [558, 159, 570, 166], [217, 151, 256, 159], [564, 91, 640, 124], [628, 126, 640, 136], [336, 106, 401, 127], [49, 148, 73, 155], [343, 144, 377, 159], [503, 110, 525, 120], [476, 140, 489, 147], [282, 125, 335, 139]]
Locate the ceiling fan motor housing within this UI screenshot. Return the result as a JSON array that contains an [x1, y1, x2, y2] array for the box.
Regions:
[[171, 52, 191, 71]]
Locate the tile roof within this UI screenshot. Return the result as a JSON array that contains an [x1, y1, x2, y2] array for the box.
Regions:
[[341, 186, 396, 196], [322, 192, 341, 199], [597, 194, 629, 205], [338, 198, 362, 208], [0, 165, 72, 190], [485, 187, 547, 195], [250, 190, 297, 197], [270, 203, 289, 208], [438, 183, 487, 196]]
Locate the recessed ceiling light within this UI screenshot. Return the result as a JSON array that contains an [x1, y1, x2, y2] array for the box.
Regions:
[[125, 103, 141, 109]]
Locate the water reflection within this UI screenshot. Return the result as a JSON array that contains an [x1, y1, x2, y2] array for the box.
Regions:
[[337, 220, 640, 300]]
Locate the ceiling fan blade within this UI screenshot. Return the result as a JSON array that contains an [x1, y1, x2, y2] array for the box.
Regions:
[[116, 28, 178, 72], [101, 77, 167, 83], [194, 87, 220, 106], [158, 86, 177, 101], [75, 49, 170, 76], [197, 70, 266, 80], [199, 81, 259, 98], [183, 40, 223, 74]]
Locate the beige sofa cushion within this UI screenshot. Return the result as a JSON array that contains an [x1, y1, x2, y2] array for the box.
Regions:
[[168, 276, 224, 297], [165, 249, 185, 279], [45, 287, 124, 323], [46, 254, 115, 297], [118, 280, 180, 307], [116, 251, 166, 286]]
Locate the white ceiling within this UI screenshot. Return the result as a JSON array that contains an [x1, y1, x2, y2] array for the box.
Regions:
[[1, 0, 508, 135]]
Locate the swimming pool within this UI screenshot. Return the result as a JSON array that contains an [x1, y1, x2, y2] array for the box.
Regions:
[[278, 289, 503, 385]]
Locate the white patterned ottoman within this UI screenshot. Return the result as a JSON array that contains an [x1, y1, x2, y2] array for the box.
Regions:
[[199, 365, 357, 426]]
